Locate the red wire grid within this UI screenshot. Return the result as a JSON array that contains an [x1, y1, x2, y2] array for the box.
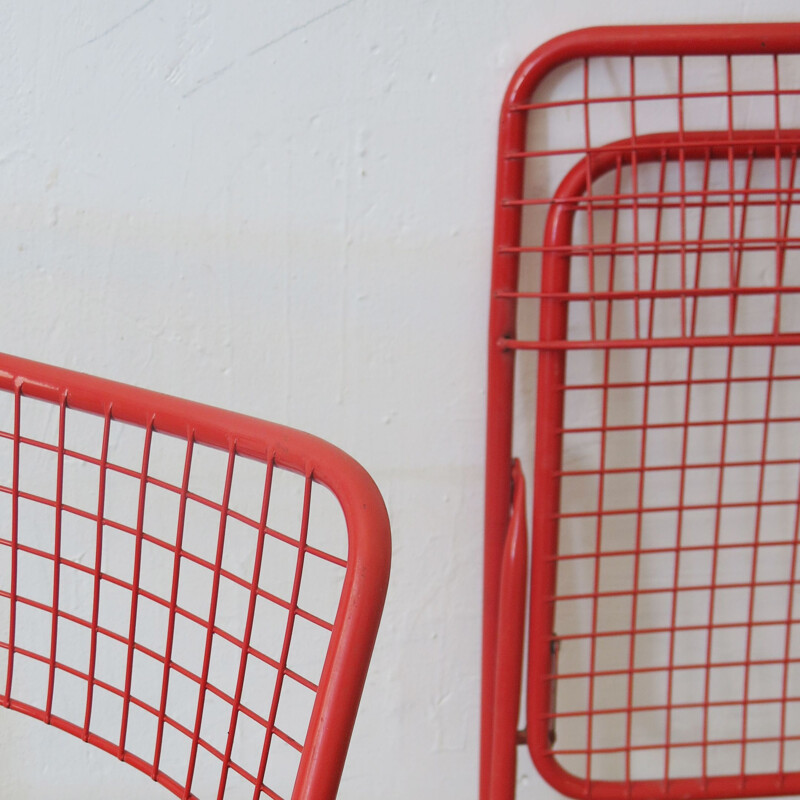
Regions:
[[484, 23, 800, 800], [0, 352, 390, 800]]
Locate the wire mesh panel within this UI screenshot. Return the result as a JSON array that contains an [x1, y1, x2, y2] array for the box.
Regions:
[[0, 353, 390, 800], [484, 24, 800, 800]]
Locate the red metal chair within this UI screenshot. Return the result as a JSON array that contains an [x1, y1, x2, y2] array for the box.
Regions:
[[0, 352, 390, 799], [484, 23, 800, 800]]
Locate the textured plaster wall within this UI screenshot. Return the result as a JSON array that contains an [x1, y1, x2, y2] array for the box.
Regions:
[[2, 2, 800, 799]]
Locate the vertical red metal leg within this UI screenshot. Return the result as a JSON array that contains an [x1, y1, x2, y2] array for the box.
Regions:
[[488, 460, 528, 800]]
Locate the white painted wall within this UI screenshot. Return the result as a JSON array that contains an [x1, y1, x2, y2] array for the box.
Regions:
[[2, 2, 800, 798]]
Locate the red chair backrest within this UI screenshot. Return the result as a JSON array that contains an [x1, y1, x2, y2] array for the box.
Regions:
[[0, 352, 390, 800], [485, 23, 800, 800]]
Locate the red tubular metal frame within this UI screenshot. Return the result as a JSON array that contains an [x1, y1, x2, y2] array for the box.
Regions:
[[484, 23, 800, 800], [0, 352, 390, 800]]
